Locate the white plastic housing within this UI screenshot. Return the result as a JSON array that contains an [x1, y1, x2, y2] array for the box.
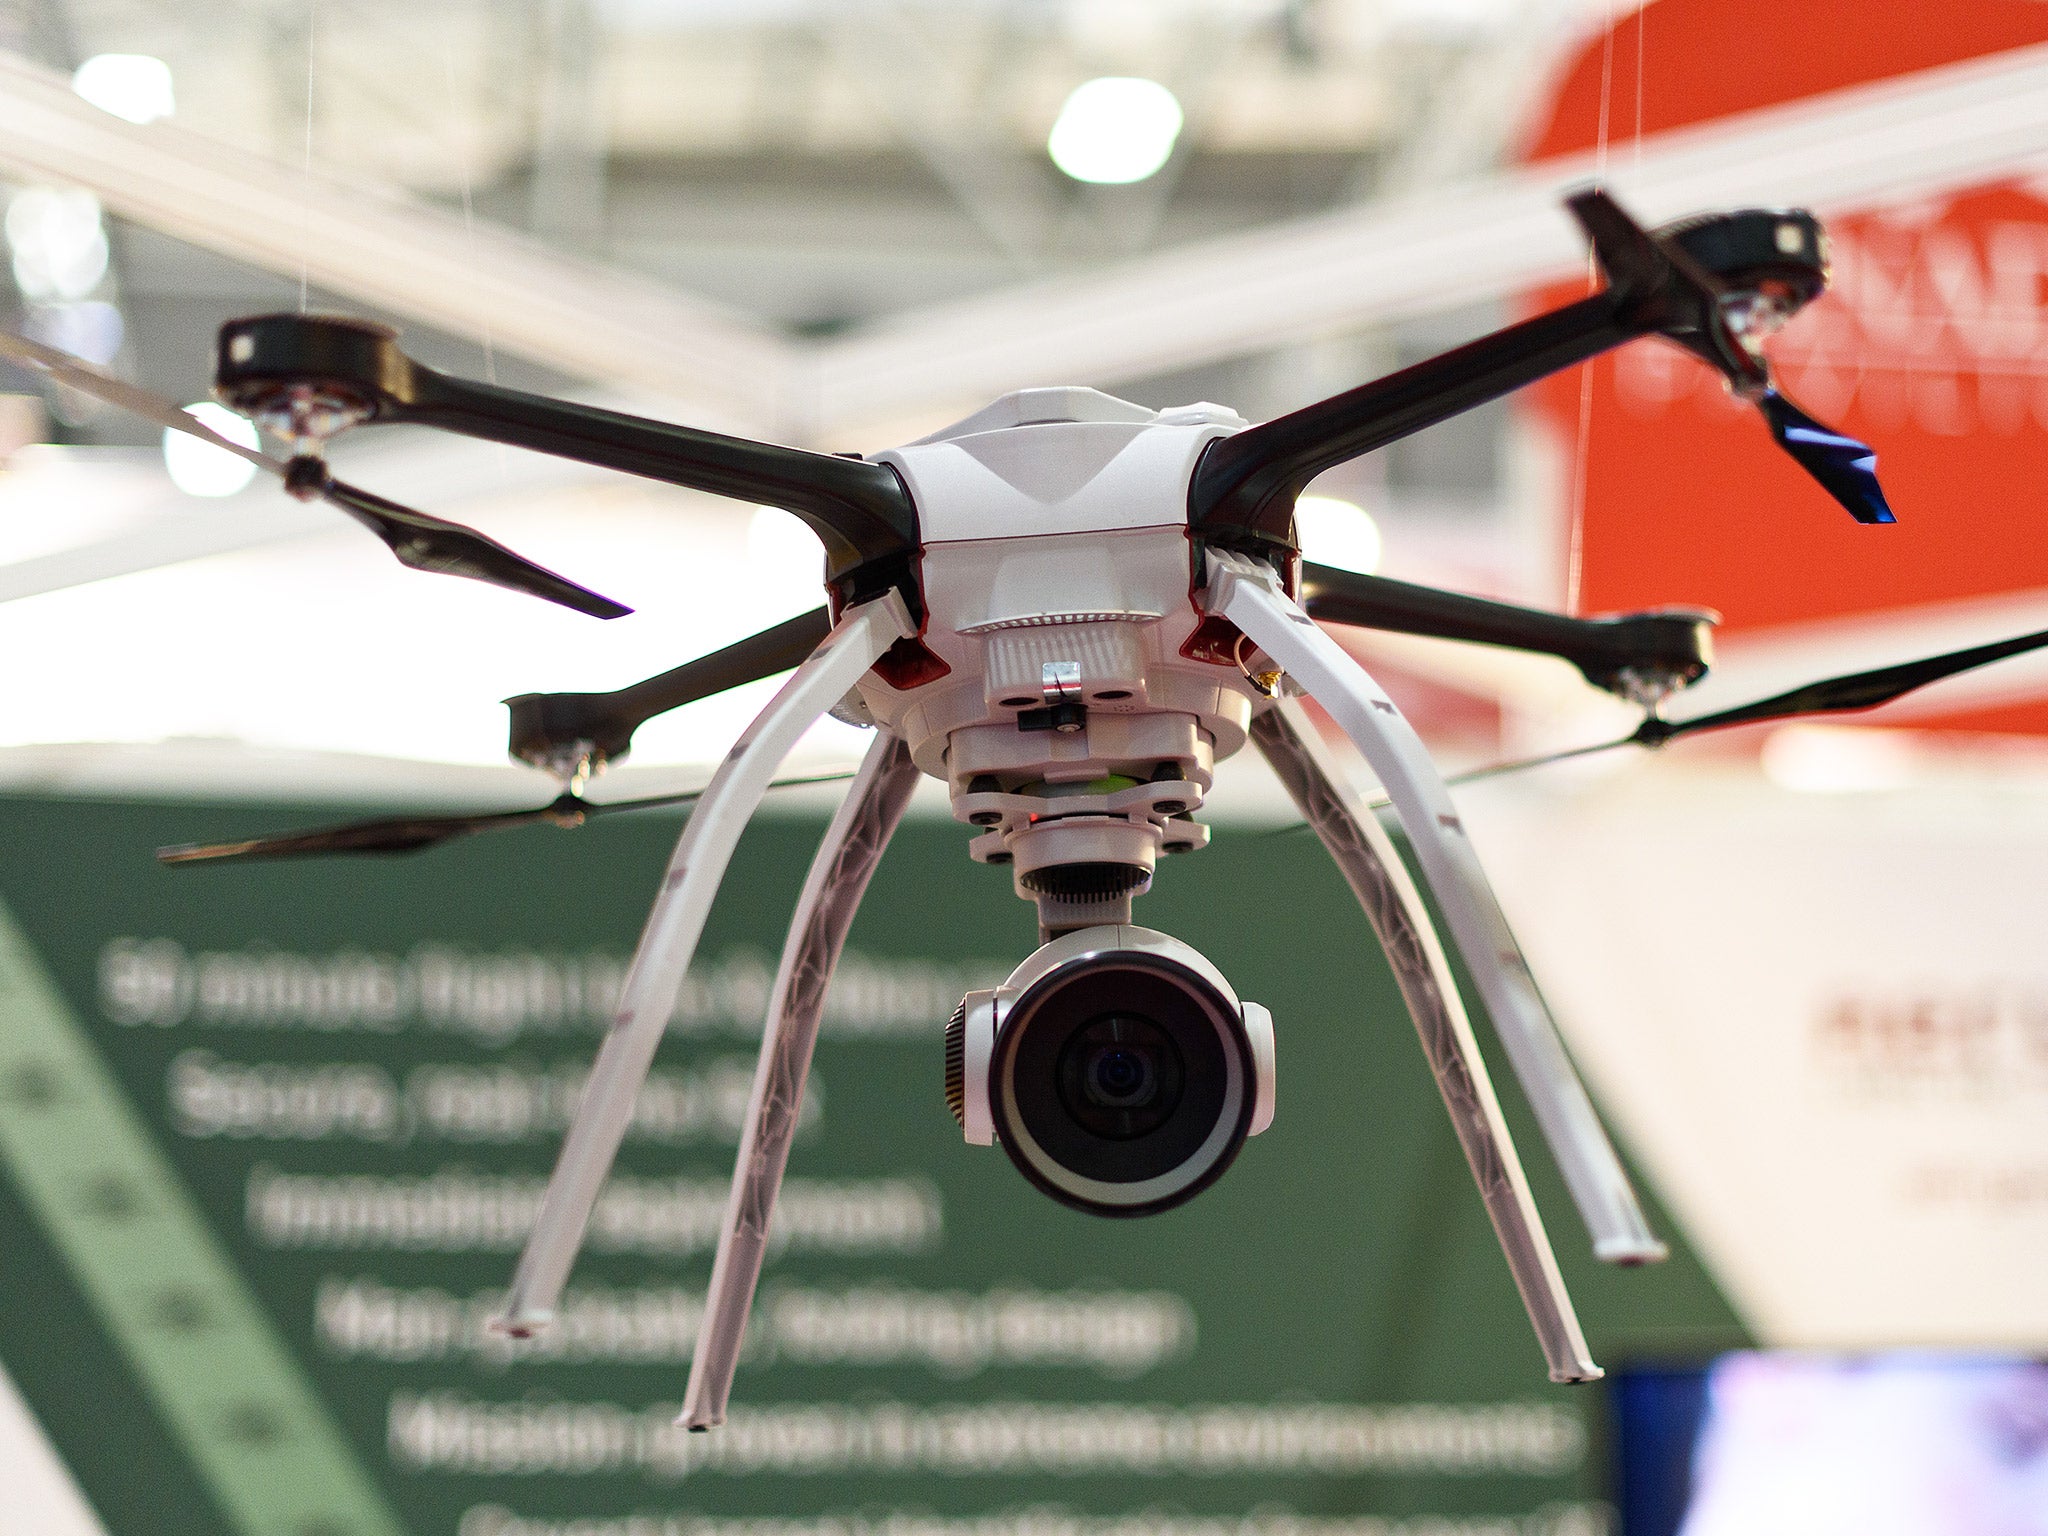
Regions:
[[852, 390, 1266, 829], [1242, 1000, 1275, 1137], [957, 988, 998, 1147]]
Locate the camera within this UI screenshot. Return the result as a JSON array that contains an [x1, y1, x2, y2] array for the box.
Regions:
[[946, 925, 1274, 1216]]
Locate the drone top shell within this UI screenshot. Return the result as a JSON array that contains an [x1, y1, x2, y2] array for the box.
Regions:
[[858, 388, 1266, 923]]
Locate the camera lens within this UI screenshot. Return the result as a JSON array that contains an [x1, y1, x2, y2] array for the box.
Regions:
[[988, 933, 1257, 1218], [1057, 1013, 1183, 1138]]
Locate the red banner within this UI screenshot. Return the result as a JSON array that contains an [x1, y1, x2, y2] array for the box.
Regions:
[[1520, 0, 2048, 731]]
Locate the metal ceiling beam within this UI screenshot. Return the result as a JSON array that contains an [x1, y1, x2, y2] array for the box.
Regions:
[[805, 41, 2048, 440], [6, 41, 2046, 450], [0, 53, 791, 433]]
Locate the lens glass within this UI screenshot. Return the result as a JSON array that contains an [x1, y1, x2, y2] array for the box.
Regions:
[[1001, 956, 1236, 1190], [1055, 1013, 1184, 1139]]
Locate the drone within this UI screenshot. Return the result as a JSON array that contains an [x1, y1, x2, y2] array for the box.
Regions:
[[12, 187, 2048, 1428]]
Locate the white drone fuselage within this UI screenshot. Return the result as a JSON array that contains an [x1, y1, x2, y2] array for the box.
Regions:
[[853, 387, 1266, 930]]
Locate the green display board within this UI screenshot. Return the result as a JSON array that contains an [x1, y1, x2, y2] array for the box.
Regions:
[[0, 793, 1748, 1536]]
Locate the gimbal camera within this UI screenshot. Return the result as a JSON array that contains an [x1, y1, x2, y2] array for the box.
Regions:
[[948, 925, 1277, 1218]]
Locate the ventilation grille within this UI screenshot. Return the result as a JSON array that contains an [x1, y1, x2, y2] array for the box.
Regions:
[[959, 610, 1162, 634], [943, 997, 968, 1129]]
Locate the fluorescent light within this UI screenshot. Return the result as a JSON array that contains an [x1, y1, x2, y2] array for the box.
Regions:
[[71, 54, 175, 125], [163, 404, 260, 498], [1047, 77, 1184, 186], [1293, 494, 1382, 574]]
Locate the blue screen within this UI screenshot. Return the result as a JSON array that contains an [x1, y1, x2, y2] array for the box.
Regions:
[[1612, 1353, 2048, 1535]]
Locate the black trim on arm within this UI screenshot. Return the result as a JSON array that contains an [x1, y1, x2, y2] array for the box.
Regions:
[[504, 606, 834, 771], [1189, 293, 1634, 553], [214, 315, 919, 606], [1299, 562, 1715, 697]]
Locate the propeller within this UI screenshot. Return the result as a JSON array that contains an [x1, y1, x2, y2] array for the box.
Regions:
[[1449, 622, 2048, 790], [1568, 189, 1896, 526], [1757, 390, 1894, 526], [1269, 620, 2048, 835], [0, 327, 631, 619], [156, 768, 861, 866]]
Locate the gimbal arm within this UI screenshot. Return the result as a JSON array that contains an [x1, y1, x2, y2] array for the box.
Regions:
[[1300, 563, 1714, 697], [214, 315, 920, 604]]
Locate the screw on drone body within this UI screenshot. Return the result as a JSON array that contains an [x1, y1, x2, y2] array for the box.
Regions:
[[1719, 287, 1800, 374], [1634, 711, 1678, 749], [546, 751, 599, 796], [246, 380, 372, 449], [1146, 764, 1189, 815], [966, 775, 1004, 827], [1017, 701, 1087, 734]]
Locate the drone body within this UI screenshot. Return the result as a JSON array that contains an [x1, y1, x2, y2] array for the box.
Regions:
[[861, 387, 1258, 931], [48, 185, 2039, 1433]]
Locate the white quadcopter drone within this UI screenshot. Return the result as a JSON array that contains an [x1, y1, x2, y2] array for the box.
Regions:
[[16, 187, 2046, 1427]]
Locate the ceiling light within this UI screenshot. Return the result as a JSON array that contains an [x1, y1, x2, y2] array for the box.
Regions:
[[1047, 77, 1184, 186], [72, 54, 175, 125], [163, 403, 260, 498], [6, 189, 108, 300], [1293, 495, 1382, 574]]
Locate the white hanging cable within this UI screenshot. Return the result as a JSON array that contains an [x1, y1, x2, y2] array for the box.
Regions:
[[1566, 6, 1621, 615], [299, 3, 314, 313]]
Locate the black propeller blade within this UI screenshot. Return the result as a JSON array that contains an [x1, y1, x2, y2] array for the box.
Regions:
[[282, 457, 630, 620], [1635, 624, 2048, 744], [0, 326, 632, 619], [1757, 390, 1895, 525], [1266, 619, 2048, 836], [157, 796, 587, 864], [155, 770, 860, 866], [1449, 622, 2048, 789]]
